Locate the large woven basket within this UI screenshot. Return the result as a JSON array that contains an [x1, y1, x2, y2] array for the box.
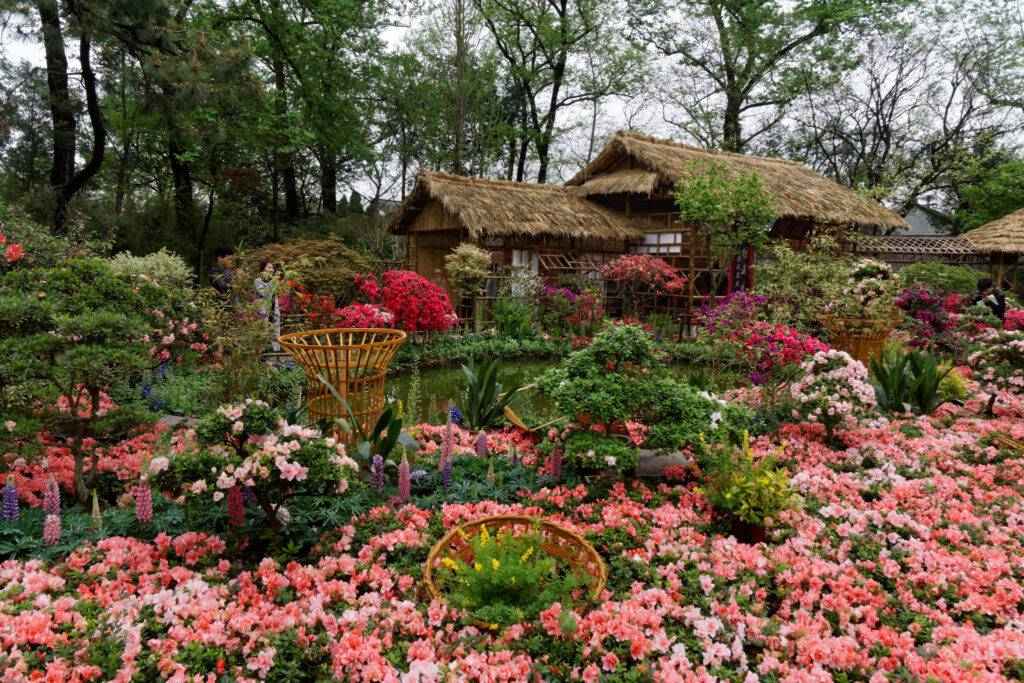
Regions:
[[278, 328, 406, 442], [820, 315, 897, 365], [424, 515, 607, 626]]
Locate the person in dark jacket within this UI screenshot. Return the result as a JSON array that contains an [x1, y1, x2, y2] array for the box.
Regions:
[[210, 246, 237, 306], [971, 277, 1006, 322]]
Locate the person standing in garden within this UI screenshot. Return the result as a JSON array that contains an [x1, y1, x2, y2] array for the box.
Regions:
[[972, 278, 1006, 322], [210, 246, 237, 307], [254, 260, 282, 351]]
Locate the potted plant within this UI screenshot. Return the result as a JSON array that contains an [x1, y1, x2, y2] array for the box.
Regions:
[[697, 433, 799, 544], [820, 259, 901, 364]]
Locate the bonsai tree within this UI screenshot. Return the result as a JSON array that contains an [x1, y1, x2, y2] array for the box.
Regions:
[[671, 160, 777, 303], [601, 254, 687, 317], [0, 258, 207, 505], [537, 323, 660, 436]]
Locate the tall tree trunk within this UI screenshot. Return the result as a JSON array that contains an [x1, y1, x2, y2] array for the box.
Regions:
[[37, 0, 76, 233], [167, 124, 196, 248], [722, 94, 743, 153], [321, 153, 337, 213], [273, 58, 299, 222], [453, 0, 467, 175]]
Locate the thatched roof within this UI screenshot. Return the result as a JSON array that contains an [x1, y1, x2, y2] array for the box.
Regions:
[[961, 208, 1024, 254], [387, 170, 645, 240], [567, 131, 909, 231], [574, 169, 660, 198]]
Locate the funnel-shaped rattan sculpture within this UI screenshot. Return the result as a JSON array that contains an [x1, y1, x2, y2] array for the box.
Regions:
[[278, 328, 406, 442]]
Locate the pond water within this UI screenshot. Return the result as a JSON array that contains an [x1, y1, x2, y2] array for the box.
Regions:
[[384, 360, 558, 425], [383, 359, 711, 426]]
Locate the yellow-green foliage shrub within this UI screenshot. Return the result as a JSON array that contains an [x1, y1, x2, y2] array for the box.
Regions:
[[107, 248, 194, 292], [244, 237, 369, 301]]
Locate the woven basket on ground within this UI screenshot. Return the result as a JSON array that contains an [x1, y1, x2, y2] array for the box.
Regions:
[[278, 328, 406, 443], [820, 315, 897, 365], [424, 515, 607, 628]]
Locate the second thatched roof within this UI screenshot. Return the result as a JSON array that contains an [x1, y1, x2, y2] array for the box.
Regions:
[[961, 208, 1024, 254], [387, 170, 645, 240], [567, 131, 909, 232]]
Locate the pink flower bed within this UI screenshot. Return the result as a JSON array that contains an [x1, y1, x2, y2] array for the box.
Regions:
[[2, 385, 1024, 680]]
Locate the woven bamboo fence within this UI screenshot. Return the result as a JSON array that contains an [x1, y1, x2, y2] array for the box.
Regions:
[[278, 328, 406, 442]]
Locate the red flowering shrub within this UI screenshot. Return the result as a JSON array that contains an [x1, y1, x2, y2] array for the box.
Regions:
[[942, 293, 969, 313], [0, 234, 23, 264], [601, 255, 687, 293], [729, 321, 829, 385], [356, 271, 457, 332], [1005, 308, 1024, 332]]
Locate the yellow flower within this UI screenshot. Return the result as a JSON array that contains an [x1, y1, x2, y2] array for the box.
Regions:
[[441, 558, 459, 572], [492, 558, 500, 571], [480, 525, 490, 547], [474, 562, 483, 572], [519, 546, 534, 564], [511, 576, 516, 584]]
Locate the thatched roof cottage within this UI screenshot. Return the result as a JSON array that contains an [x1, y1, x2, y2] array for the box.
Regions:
[[387, 131, 910, 320]]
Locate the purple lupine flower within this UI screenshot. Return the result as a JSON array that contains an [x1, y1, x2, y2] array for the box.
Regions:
[[411, 469, 427, 480], [43, 513, 61, 545], [397, 452, 411, 502], [441, 411, 455, 472], [476, 431, 488, 458], [549, 444, 562, 480], [442, 454, 454, 489], [2, 478, 19, 523], [508, 444, 519, 467], [228, 485, 245, 526], [43, 476, 59, 516], [242, 485, 258, 505], [135, 484, 153, 525], [371, 455, 385, 494]]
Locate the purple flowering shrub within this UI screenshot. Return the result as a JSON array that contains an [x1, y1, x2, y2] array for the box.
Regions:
[[894, 284, 963, 356]]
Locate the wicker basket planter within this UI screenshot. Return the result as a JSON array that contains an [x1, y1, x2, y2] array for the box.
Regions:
[[424, 515, 607, 629], [278, 328, 406, 443], [819, 315, 897, 365]]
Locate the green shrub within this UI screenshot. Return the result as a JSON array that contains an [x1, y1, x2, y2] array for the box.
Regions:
[[562, 429, 638, 473], [491, 296, 535, 338], [107, 248, 195, 292], [753, 236, 850, 335], [444, 243, 491, 297], [898, 262, 990, 296]]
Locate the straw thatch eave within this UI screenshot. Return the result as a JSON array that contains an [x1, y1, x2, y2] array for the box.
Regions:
[[961, 207, 1024, 254], [566, 131, 909, 232], [387, 170, 645, 241], [573, 169, 661, 197]]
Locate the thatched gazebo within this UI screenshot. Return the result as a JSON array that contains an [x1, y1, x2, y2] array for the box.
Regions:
[[387, 170, 645, 301], [961, 209, 1024, 294]]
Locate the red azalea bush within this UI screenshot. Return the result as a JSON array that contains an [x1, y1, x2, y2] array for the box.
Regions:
[[601, 255, 688, 293], [0, 234, 23, 265], [730, 321, 829, 385], [1005, 308, 1024, 332], [356, 270, 457, 332]]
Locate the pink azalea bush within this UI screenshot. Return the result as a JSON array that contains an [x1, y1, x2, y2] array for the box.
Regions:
[[789, 349, 876, 441], [152, 399, 359, 533], [967, 330, 1024, 412], [2, 384, 1024, 679]]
